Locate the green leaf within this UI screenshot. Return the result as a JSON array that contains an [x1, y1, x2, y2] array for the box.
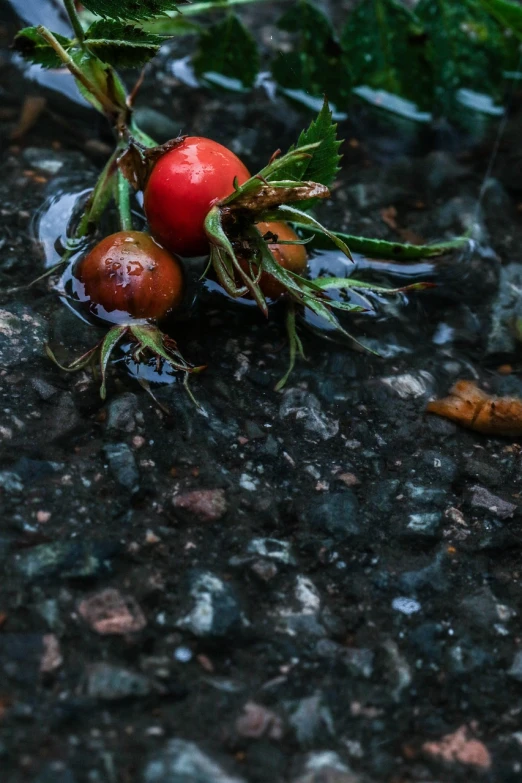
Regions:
[[266, 205, 352, 260], [193, 13, 259, 90], [290, 224, 469, 259], [341, 0, 432, 110], [272, 0, 352, 108], [81, 0, 183, 22], [99, 325, 128, 399], [270, 100, 342, 197], [14, 27, 72, 68], [416, 0, 509, 111], [71, 49, 128, 112], [84, 20, 165, 67], [275, 302, 306, 392], [480, 0, 522, 38]]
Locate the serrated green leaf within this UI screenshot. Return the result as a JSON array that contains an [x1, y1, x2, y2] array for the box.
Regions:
[[85, 20, 165, 67], [81, 0, 183, 22], [193, 13, 259, 90], [270, 100, 342, 197], [342, 0, 432, 110], [416, 0, 510, 112], [272, 0, 352, 108], [14, 27, 73, 69], [290, 224, 469, 259]]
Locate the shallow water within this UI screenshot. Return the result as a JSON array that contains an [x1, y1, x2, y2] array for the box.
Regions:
[[2, 3, 522, 783]]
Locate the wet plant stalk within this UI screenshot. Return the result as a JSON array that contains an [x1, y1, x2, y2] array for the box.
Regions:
[[116, 171, 133, 231], [63, 0, 85, 43], [36, 26, 117, 115]]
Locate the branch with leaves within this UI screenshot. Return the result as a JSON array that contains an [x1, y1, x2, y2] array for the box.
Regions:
[[13, 0, 466, 399]]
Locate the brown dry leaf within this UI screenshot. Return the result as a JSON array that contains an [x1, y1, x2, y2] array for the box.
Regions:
[[426, 380, 522, 436], [10, 96, 47, 140], [380, 205, 426, 244]]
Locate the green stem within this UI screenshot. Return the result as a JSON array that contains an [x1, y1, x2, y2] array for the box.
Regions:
[[116, 171, 133, 231], [64, 0, 85, 43], [36, 26, 117, 115]]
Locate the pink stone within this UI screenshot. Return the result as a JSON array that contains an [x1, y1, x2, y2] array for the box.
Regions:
[[78, 589, 146, 635], [173, 489, 227, 522], [422, 725, 491, 770]]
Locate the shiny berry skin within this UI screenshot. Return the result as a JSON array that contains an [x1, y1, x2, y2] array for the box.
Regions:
[[243, 221, 308, 300], [72, 231, 184, 324], [144, 136, 251, 257]]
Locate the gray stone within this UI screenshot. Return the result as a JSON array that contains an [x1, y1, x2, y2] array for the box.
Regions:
[[0, 305, 48, 369], [487, 263, 522, 355], [48, 393, 83, 442], [404, 482, 447, 507], [280, 389, 339, 441], [22, 147, 90, 176], [12, 458, 59, 485], [420, 451, 458, 483], [301, 492, 361, 540], [463, 458, 502, 487], [507, 651, 522, 682], [399, 550, 448, 593], [342, 648, 374, 679], [469, 486, 516, 519], [367, 480, 400, 514], [176, 571, 245, 638], [0, 471, 23, 495], [292, 751, 356, 783], [143, 739, 245, 783], [14, 540, 120, 581], [246, 538, 296, 564], [86, 663, 152, 700], [405, 512, 442, 538], [380, 371, 434, 399], [288, 694, 335, 746], [459, 587, 513, 631], [103, 443, 140, 492], [106, 393, 140, 433]]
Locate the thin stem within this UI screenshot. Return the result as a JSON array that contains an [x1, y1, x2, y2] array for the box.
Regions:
[[116, 171, 133, 231], [36, 26, 117, 115], [64, 0, 85, 43]]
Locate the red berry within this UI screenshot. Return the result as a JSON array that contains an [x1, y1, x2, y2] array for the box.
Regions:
[[144, 136, 250, 257], [72, 231, 184, 323]]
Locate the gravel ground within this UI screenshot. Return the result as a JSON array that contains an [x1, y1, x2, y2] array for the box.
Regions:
[[2, 2, 522, 782]]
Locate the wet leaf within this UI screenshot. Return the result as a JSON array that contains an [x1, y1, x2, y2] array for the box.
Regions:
[[342, 0, 432, 109], [193, 13, 260, 90], [71, 50, 128, 112], [84, 21, 165, 67], [275, 303, 306, 392], [272, 0, 352, 108], [290, 224, 468, 259], [14, 27, 72, 69], [81, 0, 185, 23], [268, 205, 352, 260], [426, 380, 522, 436], [99, 326, 128, 399], [272, 100, 343, 191]]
